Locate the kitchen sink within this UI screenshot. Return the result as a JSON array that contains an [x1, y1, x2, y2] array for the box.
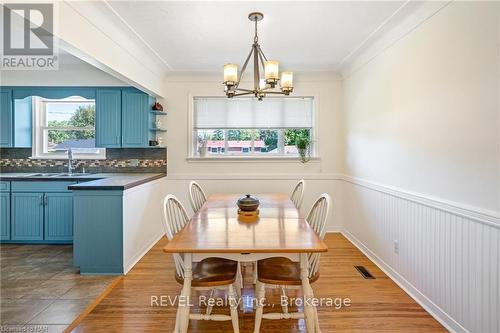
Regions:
[[21, 173, 91, 177]]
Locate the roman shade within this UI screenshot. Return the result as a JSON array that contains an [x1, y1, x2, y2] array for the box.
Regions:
[[194, 97, 313, 129]]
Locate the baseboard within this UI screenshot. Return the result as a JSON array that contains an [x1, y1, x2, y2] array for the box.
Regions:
[[340, 227, 468, 333], [123, 232, 164, 274], [325, 225, 343, 233]]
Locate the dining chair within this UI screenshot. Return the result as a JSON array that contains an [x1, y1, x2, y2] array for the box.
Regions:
[[290, 179, 306, 210], [162, 194, 241, 332], [189, 181, 207, 213], [253, 193, 331, 333]]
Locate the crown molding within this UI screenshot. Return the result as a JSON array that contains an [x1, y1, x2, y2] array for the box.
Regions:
[[340, 1, 452, 78]]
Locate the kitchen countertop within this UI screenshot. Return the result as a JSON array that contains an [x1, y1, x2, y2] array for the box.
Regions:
[[0, 173, 166, 190]]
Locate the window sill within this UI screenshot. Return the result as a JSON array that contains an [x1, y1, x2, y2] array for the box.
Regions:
[[186, 156, 320, 163]]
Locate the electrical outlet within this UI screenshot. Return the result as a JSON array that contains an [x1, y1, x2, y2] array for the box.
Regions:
[[393, 240, 399, 254], [129, 159, 139, 167]]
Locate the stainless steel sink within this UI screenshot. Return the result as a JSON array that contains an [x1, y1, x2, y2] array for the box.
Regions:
[[21, 173, 91, 177]]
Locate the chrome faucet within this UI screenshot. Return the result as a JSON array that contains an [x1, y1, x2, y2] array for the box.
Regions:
[[67, 148, 75, 174]]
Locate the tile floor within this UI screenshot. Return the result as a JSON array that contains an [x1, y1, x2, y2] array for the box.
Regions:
[[0, 244, 117, 333]]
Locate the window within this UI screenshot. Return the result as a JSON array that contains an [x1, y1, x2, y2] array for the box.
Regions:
[[192, 97, 314, 158], [32, 96, 105, 159]]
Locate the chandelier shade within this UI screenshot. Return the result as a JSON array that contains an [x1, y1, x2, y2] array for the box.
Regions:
[[222, 12, 294, 100]]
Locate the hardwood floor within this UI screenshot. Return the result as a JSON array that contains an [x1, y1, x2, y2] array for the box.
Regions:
[[69, 234, 447, 332]]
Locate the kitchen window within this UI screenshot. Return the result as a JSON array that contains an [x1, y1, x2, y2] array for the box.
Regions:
[[191, 97, 315, 158], [32, 96, 105, 159]]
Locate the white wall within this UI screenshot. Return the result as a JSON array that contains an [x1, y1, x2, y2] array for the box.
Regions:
[[0, 56, 127, 87], [55, 1, 167, 97], [342, 2, 500, 332], [160, 72, 344, 229], [343, 1, 499, 214]]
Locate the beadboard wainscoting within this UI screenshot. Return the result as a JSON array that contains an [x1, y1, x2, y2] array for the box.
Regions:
[[341, 177, 500, 333]]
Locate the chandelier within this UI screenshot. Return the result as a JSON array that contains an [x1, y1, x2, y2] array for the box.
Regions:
[[223, 12, 294, 101]]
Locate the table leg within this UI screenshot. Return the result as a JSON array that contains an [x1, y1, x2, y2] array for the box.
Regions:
[[178, 253, 192, 333], [300, 253, 316, 333]]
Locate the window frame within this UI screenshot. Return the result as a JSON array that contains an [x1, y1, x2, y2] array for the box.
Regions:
[[32, 96, 106, 160], [188, 95, 319, 160]]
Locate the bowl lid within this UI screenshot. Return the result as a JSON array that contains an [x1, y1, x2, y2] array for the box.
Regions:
[[238, 194, 259, 205]]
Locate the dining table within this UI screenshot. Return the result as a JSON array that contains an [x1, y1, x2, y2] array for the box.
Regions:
[[163, 193, 328, 333]]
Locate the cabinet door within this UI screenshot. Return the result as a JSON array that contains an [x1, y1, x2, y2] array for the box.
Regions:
[[0, 89, 13, 147], [96, 89, 121, 148], [45, 193, 73, 241], [11, 192, 44, 241], [0, 193, 10, 240], [122, 90, 148, 147], [14, 97, 32, 147]]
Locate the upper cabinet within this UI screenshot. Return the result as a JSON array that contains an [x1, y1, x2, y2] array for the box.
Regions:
[[96, 87, 154, 148], [1, 86, 157, 149], [96, 89, 122, 148], [0, 89, 13, 147], [122, 89, 149, 148], [14, 97, 32, 148]]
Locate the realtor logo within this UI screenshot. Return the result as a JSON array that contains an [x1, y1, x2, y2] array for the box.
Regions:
[[1, 3, 58, 70]]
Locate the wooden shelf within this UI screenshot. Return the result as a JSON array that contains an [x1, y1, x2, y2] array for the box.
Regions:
[[150, 110, 167, 115]]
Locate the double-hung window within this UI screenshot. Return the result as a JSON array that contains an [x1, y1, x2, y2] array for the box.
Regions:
[[32, 96, 105, 159], [192, 97, 314, 158]]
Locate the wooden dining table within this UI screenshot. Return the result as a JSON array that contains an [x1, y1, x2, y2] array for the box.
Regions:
[[163, 193, 328, 333]]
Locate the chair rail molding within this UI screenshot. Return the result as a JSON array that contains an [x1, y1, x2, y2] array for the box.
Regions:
[[166, 173, 344, 181], [341, 175, 500, 228]]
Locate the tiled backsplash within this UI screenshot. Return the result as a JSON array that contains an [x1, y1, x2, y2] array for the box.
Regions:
[[0, 148, 167, 173]]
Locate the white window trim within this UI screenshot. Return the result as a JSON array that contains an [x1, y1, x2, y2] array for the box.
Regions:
[[187, 94, 320, 160], [31, 96, 106, 160]]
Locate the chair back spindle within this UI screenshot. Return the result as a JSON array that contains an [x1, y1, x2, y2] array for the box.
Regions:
[[306, 193, 331, 277], [189, 181, 208, 213], [290, 179, 306, 210], [162, 194, 190, 278]]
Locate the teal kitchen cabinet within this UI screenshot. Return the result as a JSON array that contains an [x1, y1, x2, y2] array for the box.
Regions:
[[122, 89, 149, 147], [14, 97, 33, 147], [95, 88, 122, 148], [7, 181, 75, 243], [44, 192, 73, 241], [0, 181, 10, 240], [0, 193, 10, 241], [0, 88, 13, 147], [11, 192, 44, 241]]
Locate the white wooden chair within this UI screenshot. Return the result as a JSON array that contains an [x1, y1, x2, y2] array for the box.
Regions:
[[189, 181, 207, 213], [162, 194, 241, 333], [253, 193, 331, 333], [290, 179, 306, 210]]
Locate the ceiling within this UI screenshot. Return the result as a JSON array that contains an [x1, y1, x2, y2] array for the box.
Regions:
[[106, 1, 416, 72]]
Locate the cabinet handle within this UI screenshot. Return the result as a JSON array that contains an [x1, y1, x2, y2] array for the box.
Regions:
[[44, 194, 48, 206], [39, 195, 43, 205]]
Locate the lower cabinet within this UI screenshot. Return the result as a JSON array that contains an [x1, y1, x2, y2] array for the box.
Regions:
[[9, 190, 73, 243], [45, 193, 73, 241], [11, 192, 44, 241], [0, 192, 10, 240]]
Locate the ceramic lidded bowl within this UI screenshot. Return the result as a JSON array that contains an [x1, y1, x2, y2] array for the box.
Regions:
[[237, 194, 260, 211]]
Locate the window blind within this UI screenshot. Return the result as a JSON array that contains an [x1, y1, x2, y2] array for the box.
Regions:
[[194, 97, 313, 129]]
